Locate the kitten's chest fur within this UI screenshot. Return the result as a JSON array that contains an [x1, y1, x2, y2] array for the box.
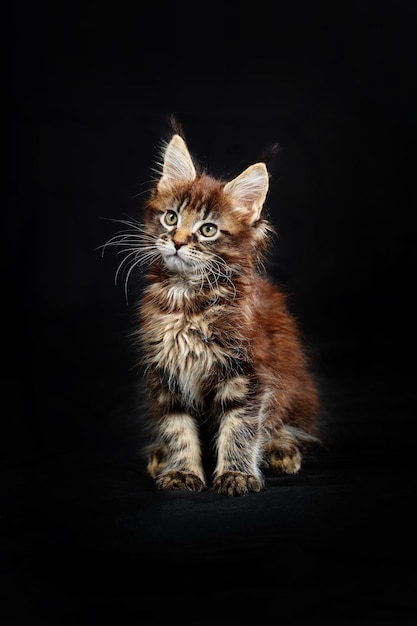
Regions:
[[141, 289, 239, 405]]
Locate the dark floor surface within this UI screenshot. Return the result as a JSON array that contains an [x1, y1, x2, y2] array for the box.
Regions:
[[2, 316, 416, 625]]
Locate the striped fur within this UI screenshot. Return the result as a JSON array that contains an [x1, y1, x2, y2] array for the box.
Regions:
[[112, 132, 320, 496]]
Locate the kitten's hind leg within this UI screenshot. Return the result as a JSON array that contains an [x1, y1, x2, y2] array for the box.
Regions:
[[263, 440, 302, 474], [262, 426, 304, 475], [147, 444, 168, 479]]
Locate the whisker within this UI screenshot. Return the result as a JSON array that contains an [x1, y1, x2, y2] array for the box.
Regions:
[[99, 214, 238, 302], [99, 216, 162, 298], [114, 249, 139, 286], [123, 257, 143, 303], [184, 248, 236, 301]]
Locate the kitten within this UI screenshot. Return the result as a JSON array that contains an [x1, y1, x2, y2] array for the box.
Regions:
[[107, 129, 320, 496]]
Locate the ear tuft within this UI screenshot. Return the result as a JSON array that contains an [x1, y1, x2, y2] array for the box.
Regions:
[[223, 163, 269, 224], [158, 135, 196, 192]]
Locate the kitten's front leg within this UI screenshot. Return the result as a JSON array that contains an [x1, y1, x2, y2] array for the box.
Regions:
[[148, 412, 205, 492], [212, 378, 264, 496]]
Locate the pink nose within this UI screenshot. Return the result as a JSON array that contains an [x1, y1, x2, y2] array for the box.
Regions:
[[173, 240, 186, 250]]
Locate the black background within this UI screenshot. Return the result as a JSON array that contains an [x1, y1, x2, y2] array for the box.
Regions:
[[5, 1, 417, 624]]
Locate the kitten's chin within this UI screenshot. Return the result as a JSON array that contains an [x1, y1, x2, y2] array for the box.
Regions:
[[163, 253, 195, 274]]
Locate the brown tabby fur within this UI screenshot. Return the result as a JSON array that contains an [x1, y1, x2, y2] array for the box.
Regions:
[[108, 128, 319, 496]]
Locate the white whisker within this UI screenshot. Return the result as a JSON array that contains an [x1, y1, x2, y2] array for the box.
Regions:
[[99, 216, 163, 300], [99, 213, 239, 303]]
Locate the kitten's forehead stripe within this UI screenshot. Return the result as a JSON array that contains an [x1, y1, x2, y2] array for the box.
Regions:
[[201, 203, 211, 221], [177, 196, 210, 221], [178, 197, 189, 212]]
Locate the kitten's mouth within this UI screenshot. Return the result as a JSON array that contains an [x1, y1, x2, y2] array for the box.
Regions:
[[164, 251, 193, 272]]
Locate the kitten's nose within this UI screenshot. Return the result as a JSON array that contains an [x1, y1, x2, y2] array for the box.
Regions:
[[173, 240, 186, 250]]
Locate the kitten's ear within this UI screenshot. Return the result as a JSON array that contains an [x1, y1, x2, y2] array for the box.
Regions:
[[223, 163, 269, 224], [158, 134, 196, 192]]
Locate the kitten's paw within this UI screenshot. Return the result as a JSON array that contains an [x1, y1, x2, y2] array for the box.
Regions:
[[263, 443, 302, 475], [147, 445, 168, 479], [156, 471, 205, 492], [213, 471, 263, 496]]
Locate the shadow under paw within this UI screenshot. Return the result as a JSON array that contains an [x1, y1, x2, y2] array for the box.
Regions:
[[213, 471, 263, 496], [156, 471, 205, 492]]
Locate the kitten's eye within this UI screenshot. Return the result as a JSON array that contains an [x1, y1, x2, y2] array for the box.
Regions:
[[164, 210, 178, 226], [200, 223, 218, 238]]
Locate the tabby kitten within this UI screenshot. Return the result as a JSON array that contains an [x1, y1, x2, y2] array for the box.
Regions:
[[111, 131, 319, 496]]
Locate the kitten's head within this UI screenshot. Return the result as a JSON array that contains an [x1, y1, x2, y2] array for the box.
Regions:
[[101, 133, 275, 300], [144, 134, 274, 280]]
